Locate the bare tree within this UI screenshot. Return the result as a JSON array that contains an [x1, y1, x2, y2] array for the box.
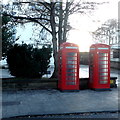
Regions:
[[92, 19, 119, 46], [2, 0, 106, 78]]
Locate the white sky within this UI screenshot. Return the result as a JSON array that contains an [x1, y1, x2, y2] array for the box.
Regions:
[[68, 0, 119, 51], [2, 0, 119, 51]]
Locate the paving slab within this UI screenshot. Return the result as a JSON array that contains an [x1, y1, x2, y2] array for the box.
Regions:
[[2, 88, 119, 118]]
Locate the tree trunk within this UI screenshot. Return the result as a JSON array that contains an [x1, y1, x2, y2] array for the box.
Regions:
[[51, 2, 70, 78], [50, 50, 58, 78], [58, 2, 63, 49], [63, 2, 69, 42], [50, 2, 58, 78]]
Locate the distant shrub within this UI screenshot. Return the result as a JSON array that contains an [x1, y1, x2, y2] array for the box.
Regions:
[[7, 43, 52, 78]]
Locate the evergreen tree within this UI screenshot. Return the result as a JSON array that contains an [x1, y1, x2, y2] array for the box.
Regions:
[[2, 12, 16, 59], [7, 43, 52, 78]]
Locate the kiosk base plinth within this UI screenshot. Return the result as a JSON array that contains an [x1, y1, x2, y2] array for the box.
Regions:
[[92, 88, 111, 91], [60, 90, 80, 92]]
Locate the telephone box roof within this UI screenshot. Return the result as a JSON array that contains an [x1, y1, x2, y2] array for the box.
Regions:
[[90, 44, 110, 48], [60, 42, 79, 47]]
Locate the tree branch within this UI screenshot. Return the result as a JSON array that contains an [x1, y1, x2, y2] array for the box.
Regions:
[[3, 13, 52, 34], [38, 2, 51, 11]]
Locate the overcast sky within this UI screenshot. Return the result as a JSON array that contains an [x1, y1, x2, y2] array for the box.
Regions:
[[68, 0, 119, 51], [3, 0, 119, 51]]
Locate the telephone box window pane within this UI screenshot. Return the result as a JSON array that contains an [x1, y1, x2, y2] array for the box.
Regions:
[[67, 64, 77, 68], [67, 78, 76, 85], [99, 53, 108, 57], [67, 69, 77, 72], [67, 60, 77, 64], [67, 57, 77, 60], [67, 52, 77, 56], [100, 69, 108, 72], [99, 64, 108, 68], [99, 61, 108, 64], [67, 82, 76, 85], [100, 76, 108, 80], [100, 81, 108, 84], [67, 73, 77, 76], [67, 73, 76, 77], [99, 72, 108, 76], [99, 57, 108, 60], [67, 77, 75, 80]]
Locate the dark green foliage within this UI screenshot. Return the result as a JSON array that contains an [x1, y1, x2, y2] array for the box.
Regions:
[[7, 43, 52, 78], [2, 12, 16, 59]]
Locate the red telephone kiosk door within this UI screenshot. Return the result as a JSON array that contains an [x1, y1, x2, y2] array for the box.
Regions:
[[89, 44, 110, 90], [58, 42, 80, 91]]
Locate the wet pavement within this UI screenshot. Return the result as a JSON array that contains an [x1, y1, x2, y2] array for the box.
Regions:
[[1, 65, 119, 119], [1, 88, 119, 119], [0, 69, 14, 78]]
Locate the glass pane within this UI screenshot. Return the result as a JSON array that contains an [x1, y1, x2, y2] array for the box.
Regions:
[[99, 53, 108, 56], [67, 69, 77, 72], [99, 72, 108, 76], [99, 64, 108, 68], [67, 64, 77, 68], [67, 60, 77, 64], [67, 77, 75, 80], [100, 76, 108, 80], [99, 61, 108, 64], [67, 73, 76, 77], [67, 52, 77, 56], [67, 57, 77, 60], [67, 82, 75, 85], [99, 69, 108, 72], [100, 81, 108, 84], [99, 57, 108, 60]]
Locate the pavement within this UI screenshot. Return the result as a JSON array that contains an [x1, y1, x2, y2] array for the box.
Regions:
[[1, 65, 120, 119], [1, 88, 119, 119], [0, 69, 14, 79]]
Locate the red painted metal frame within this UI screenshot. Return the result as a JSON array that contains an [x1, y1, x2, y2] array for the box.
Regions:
[[89, 44, 110, 89], [58, 42, 80, 91]]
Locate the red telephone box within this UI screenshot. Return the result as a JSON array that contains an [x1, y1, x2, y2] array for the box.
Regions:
[[89, 44, 110, 90], [58, 42, 80, 91]]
